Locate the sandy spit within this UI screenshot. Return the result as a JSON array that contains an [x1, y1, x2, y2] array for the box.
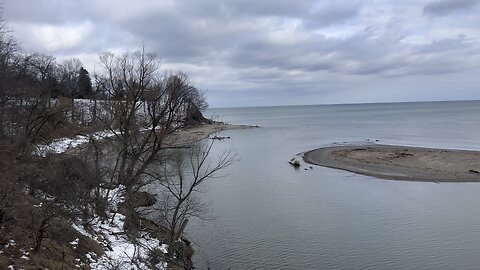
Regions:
[[303, 144, 480, 182]]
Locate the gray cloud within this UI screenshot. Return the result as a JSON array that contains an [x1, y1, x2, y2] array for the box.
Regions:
[[3, 0, 480, 107], [424, 0, 480, 16], [4, 0, 86, 24]]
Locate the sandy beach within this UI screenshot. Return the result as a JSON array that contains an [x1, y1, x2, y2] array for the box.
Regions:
[[168, 122, 257, 146], [303, 144, 480, 182]]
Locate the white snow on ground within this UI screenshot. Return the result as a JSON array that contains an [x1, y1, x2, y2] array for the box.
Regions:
[[31, 99, 174, 268], [33, 202, 43, 208], [34, 130, 119, 156], [34, 97, 181, 157], [75, 213, 168, 270], [72, 187, 169, 269], [159, 244, 168, 254], [32, 127, 177, 268], [70, 238, 79, 250], [34, 125, 166, 156], [20, 249, 30, 260], [5, 240, 16, 248]]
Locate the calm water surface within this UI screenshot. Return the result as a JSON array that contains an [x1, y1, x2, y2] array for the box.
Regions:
[[188, 101, 480, 270]]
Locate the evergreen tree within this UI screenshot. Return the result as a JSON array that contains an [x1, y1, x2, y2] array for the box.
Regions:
[[77, 67, 92, 99]]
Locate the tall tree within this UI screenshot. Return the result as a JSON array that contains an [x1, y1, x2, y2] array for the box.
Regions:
[[93, 49, 214, 234], [25, 53, 58, 101], [0, 6, 19, 136], [57, 58, 82, 97], [77, 67, 92, 99], [95, 49, 190, 192]]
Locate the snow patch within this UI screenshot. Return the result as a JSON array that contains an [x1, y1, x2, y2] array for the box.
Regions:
[[33, 202, 43, 208], [5, 240, 16, 248], [34, 129, 119, 156], [159, 243, 168, 254], [70, 238, 80, 249], [75, 213, 168, 270], [70, 188, 169, 270]]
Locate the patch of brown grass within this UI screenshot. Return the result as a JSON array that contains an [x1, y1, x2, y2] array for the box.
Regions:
[[0, 191, 104, 269]]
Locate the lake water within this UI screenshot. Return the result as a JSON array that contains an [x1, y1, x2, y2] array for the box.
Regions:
[[188, 101, 480, 270]]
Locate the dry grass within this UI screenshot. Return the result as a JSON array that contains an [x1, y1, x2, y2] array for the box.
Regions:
[[0, 140, 104, 269], [0, 190, 104, 269]]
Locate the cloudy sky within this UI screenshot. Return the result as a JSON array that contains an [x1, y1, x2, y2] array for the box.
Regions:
[[4, 0, 480, 107]]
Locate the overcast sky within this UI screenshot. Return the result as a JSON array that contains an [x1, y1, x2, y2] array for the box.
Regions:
[[4, 0, 480, 107]]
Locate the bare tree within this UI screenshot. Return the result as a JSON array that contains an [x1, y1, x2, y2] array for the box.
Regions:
[[0, 174, 16, 226], [57, 57, 82, 97], [28, 53, 58, 100], [142, 140, 235, 265], [90, 47, 230, 268], [187, 87, 208, 112], [20, 96, 70, 147], [32, 198, 59, 252], [0, 5, 19, 136], [95, 48, 203, 195]]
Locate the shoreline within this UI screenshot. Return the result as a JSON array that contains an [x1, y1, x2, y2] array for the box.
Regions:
[[38, 122, 257, 156], [33, 122, 256, 268], [168, 122, 258, 146], [303, 144, 480, 182]]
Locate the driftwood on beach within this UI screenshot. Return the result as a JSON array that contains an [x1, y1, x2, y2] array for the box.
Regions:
[[303, 144, 480, 182]]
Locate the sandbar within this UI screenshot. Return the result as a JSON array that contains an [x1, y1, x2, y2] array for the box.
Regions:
[[303, 144, 480, 182]]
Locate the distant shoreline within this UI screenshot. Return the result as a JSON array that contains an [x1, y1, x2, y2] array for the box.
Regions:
[[209, 99, 480, 110], [169, 122, 258, 146], [303, 144, 480, 182]]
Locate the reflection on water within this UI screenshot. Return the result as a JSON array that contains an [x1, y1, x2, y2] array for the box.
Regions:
[[188, 101, 480, 270]]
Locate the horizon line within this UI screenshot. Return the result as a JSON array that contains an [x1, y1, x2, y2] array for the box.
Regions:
[[210, 98, 480, 110]]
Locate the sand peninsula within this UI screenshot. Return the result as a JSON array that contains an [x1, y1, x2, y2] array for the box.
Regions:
[[303, 144, 480, 182]]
